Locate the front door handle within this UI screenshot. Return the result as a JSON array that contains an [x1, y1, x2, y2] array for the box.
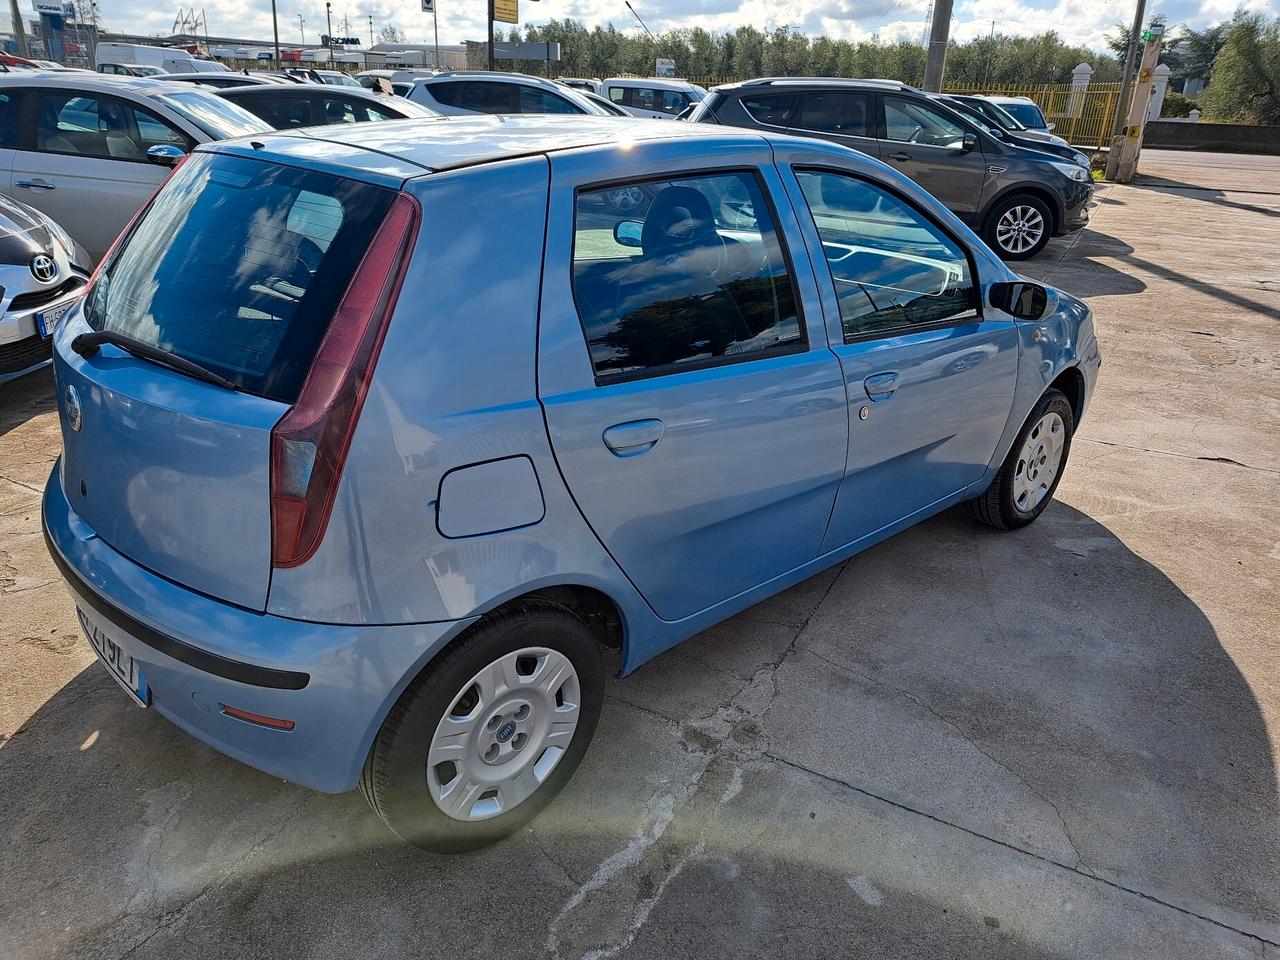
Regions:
[[863, 372, 899, 402], [602, 418, 664, 457], [15, 179, 55, 190], [887, 152, 911, 162]]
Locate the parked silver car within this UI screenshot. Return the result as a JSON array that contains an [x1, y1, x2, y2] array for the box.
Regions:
[[0, 74, 271, 261], [0, 193, 88, 384]]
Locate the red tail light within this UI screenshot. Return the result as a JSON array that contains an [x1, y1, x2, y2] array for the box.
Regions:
[[269, 192, 420, 568]]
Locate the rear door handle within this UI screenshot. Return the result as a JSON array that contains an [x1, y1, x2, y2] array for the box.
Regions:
[[15, 179, 55, 190], [602, 418, 664, 457], [887, 152, 911, 162], [863, 372, 899, 402]]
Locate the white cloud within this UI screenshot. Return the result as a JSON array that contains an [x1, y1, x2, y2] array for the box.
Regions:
[[98, 0, 1274, 53]]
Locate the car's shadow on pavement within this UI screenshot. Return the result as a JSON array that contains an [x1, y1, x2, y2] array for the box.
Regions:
[[0, 367, 56, 441], [2, 502, 1276, 958]]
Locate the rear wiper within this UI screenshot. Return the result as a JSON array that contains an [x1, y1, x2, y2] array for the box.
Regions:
[[71, 330, 239, 392]]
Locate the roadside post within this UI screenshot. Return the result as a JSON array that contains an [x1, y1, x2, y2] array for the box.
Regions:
[[1105, 24, 1164, 183]]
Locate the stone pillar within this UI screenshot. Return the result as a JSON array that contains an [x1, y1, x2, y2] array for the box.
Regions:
[[1068, 62, 1092, 117], [1188, 108, 1200, 123], [1147, 62, 1172, 121]]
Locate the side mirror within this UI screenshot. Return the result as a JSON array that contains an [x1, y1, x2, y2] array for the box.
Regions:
[[613, 220, 643, 248], [989, 280, 1049, 320], [961, 131, 979, 152], [988, 126, 1005, 139], [146, 144, 187, 167], [1046, 122, 1056, 131]]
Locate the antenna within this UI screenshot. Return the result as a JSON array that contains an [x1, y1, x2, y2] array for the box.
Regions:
[[624, 1, 657, 44]]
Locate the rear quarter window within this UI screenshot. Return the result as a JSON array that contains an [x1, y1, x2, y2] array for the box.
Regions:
[[84, 152, 395, 403]]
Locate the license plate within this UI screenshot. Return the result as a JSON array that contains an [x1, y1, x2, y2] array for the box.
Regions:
[[77, 606, 150, 707], [36, 299, 75, 337]]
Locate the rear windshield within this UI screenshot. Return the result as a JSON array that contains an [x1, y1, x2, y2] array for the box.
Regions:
[[84, 151, 394, 403]]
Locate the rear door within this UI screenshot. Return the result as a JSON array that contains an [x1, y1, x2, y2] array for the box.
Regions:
[[538, 143, 848, 621], [0, 89, 19, 197], [12, 88, 193, 261], [786, 90, 881, 160], [54, 150, 397, 610], [879, 94, 988, 216]]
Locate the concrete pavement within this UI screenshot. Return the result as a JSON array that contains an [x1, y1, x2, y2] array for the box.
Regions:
[[1, 148, 1277, 960]]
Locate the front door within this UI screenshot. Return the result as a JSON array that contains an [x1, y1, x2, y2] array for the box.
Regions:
[[879, 94, 989, 217], [13, 88, 193, 260], [778, 164, 1020, 552], [539, 150, 848, 621]]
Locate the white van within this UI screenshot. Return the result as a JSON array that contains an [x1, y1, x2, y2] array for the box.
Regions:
[[599, 77, 706, 119]]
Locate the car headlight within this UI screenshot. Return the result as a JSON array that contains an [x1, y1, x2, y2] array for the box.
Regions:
[[1072, 151, 1090, 168], [1050, 161, 1091, 183], [36, 211, 77, 259]]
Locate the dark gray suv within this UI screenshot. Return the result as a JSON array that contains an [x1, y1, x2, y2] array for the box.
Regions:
[[689, 78, 1093, 259]]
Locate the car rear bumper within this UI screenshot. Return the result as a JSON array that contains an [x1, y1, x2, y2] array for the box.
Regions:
[[42, 462, 475, 793]]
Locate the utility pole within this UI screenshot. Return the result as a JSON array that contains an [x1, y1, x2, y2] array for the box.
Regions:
[[297, 13, 304, 43], [325, 1, 333, 45], [1110, 0, 1147, 139], [1105, 24, 1163, 182], [270, 0, 281, 60], [487, 0, 495, 69], [625, 0, 659, 74], [367, 13, 372, 45], [921, 0, 954, 92], [9, 0, 28, 57]]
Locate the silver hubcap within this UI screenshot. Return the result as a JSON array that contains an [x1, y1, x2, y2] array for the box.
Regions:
[[1013, 412, 1065, 512], [996, 205, 1045, 254], [427, 647, 581, 822]]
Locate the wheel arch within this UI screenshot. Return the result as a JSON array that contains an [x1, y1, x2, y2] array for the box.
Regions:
[[1049, 365, 1085, 425]]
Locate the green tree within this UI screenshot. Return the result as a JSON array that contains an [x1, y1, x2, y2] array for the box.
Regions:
[[1202, 12, 1280, 123]]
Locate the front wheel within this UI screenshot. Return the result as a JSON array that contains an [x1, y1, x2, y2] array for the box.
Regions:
[[361, 602, 604, 852], [968, 388, 1074, 529], [983, 193, 1052, 260]]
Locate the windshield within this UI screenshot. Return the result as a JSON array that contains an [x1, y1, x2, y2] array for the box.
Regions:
[[1000, 100, 1047, 129], [942, 99, 995, 135], [156, 90, 272, 139], [324, 73, 362, 87]]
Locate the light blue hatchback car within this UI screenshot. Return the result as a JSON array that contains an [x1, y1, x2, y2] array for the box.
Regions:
[[43, 115, 1100, 851]]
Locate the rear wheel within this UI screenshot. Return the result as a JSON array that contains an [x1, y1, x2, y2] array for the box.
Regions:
[[968, 388, 1074, 529], [983, 193, 1052, 260], [361, 602, 604, 852]]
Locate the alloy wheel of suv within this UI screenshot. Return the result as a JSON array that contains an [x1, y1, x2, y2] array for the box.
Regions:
[[984, 192, 1052, 260]]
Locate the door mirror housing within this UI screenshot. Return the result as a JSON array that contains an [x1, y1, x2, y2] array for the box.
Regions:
[[989, 280, 1049, 320], [1046, 121, 1056, 131], [613, 220, 643, 248], [146, 144, 187, 167], [961, 131, 979, 152]]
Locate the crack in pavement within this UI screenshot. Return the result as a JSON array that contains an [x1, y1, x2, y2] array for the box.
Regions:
[[799, 644, 1089, 874], [760, 751, 1280, 951], [1078, 436, 1280, 474], [544, 563, 848, 960]]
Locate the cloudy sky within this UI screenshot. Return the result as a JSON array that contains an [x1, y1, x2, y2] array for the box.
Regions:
[[102, 0, 1274, 54]]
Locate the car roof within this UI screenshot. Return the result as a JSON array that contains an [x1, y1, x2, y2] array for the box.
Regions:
[[207, 114, 771, 180], [0, 72, 207, 96], [715, 77, 919, 94], [983, 95, 1036, 104], [218, 82, 381, 98]]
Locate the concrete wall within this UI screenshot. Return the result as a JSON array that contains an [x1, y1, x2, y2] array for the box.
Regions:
[[1144, 120, 1280, 154]]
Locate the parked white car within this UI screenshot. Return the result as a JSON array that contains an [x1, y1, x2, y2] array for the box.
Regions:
[[982, 95, 1056, 134], [0, 74, 270, 261], [407, 72, 608, 116], [599, 77, 706, 119]]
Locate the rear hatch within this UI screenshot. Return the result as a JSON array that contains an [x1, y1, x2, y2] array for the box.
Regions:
[[54, 150, 397, 610]]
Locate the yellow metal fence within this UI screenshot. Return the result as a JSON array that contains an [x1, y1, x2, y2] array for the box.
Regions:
[[943, 82, 1124, 151]]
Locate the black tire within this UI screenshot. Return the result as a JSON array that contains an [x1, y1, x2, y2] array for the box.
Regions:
[[982, 192, 1053, 261], [968, 388, 1074, 530], [360, 601, 604, 853]]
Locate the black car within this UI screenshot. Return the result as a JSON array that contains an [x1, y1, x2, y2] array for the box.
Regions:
[[689, 78, 1093, 259], [214, 83, 440, 130], [934, 94, 1091, 168]]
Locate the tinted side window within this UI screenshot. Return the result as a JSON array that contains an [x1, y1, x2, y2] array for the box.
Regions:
[[518, 87, 582, 114], [36, 92, 191, 161], [0, 92, 19, 147], [792, 92, 872, 138], [795, 170, 978, 341], [241, 94, 312, 128], [883, 96, 967, 149], [740, 93, 795, 126], [321, 96, 399, 123], [572, 171, 803, 380], [437, 81, 518, 113]]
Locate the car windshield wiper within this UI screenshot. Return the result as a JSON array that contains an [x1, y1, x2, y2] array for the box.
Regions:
[[70, 330, 239, 392]]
